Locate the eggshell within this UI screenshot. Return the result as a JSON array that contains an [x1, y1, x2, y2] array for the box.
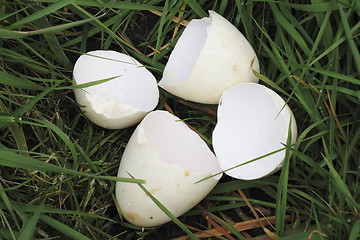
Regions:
[[116, 110, 222, 227], [158, 11, 260, 104], [212, 83, 297, 180], [73, 50, 159, 129]]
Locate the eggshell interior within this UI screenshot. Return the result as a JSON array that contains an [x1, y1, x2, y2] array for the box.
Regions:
[[116, 110, 222, 227], [158, 11, 260, 104], [159, 17, 211, 87], [212, 83, 297, 180], [73, 50, 159, 129]]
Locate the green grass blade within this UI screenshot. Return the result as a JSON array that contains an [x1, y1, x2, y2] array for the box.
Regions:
[[0, 201, 112, 222], [277, 2, 339, 12], [0, 183, 21, 231], [0, 100, 28, 153], [30, 118, 78, 169], [0, 71, 43, 90], [304, 11, 331, 67], [18, 201, 44, 240], [197, 147, 287, 183], [11, 0, 75, 27], [308, 21, 360, 66], [0, 149, 144, 184], [275, 121, 294, 237], [68, 3, 164, 71], [40, 215, 91, 240], [34, 17, 72, 69], [0, 17, 96, 38], [322, 139, 360, 210], [16, 38, 67, 76], [154, 0, 169, 58], [349, 220, 360, 240], [337, 2, 360, 75], [0, 209, 17, 240], [57, 75, 121, 90], [252, 69, 290, 97], [184, 0, 207, 17], [269, 3, 311, 56], [29, 0, 164, 10], [0, 6, 27, 22], [128, 173, 199, 240], [0, 83, 61, 130]]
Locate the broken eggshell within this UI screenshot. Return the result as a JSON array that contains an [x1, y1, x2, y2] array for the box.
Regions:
[[116, 110, 222, 227], [158, 11, 260, 104], [212, 83, 297, 180], [73, 50, 159, 129]]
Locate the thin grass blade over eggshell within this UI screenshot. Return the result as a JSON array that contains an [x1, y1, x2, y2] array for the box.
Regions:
[[213, 83, 297, 180], [73, 50, 159, 129], [116, 110, 222, 227]]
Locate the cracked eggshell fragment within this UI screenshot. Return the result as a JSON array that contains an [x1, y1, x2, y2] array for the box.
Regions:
[[116, 110, 222, 227], [73, 50, 159, 129], [213, 83, 297, 180], [158, 11, 260, 104]]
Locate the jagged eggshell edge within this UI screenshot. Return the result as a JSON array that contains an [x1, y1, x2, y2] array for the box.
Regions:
[[73, 50, 159, 129], [159, 11, 260, 104], [116, 110, 222, 227]]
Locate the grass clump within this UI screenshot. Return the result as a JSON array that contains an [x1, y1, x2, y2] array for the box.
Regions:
[[0, 0, 359, 239]]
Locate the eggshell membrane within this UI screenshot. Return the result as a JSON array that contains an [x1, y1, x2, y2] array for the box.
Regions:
[[212, 83, 297, 180], [73, 50, 159, 129], [158, 11, 260, 104], [116, 110, 222, 227]]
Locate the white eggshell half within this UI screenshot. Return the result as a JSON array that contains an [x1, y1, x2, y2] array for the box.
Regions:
[[158, 11, 260, 104], [213, 83, 297, 180], [73, 50, 159, 129], [116, 110, 222, 227]]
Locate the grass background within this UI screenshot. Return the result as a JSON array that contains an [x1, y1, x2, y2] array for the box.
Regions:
[[0, 0, 359, 239]]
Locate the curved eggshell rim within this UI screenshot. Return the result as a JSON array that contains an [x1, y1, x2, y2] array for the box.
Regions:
[[213, 83, 297, 180], [158, 11, 260, 104], [73, 50, 159, 112], [116, 110, 222, 227]]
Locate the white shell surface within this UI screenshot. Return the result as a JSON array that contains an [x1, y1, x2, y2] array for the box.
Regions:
[[158, 11, 260, 104], [213, 83, 297, 180], [116, 110, 222, 227], [73, 50, 159, 129]]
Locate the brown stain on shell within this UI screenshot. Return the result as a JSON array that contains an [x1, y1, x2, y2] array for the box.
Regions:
[[184, 170, 191, 177], [146, 187, 163, 196], [233, 64, 239, 73], [124, 212, 139, 222], [149, 188, 162, 195]]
